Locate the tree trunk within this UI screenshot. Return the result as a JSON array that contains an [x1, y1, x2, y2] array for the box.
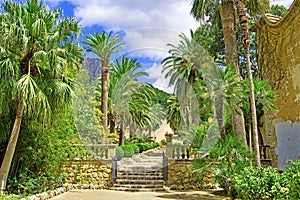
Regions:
[[101, 59, 109, 134], [235, 0, 261, 167], [0, 101, 24, 194], [215, 96, 226, 139], [118, 115, 125, 146], [220, 0, 247, 143]]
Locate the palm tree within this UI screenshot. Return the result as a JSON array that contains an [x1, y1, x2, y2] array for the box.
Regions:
[[109, 56, 149, 145], [84, 31, 124, 134], [166, 95, 181, 132], [162, 32, 211, 129], [196, 65, 244, 138], [0, 0, 83, 193], [235, 0, 269, 167], [190, 0, 269, 144]]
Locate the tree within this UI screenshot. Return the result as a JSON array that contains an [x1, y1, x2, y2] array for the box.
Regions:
[[235, 0, 271, 167], [0, 0, 83, 193], [190, 0, 269, 144], [109, 56, 149, 145], [84, 31, 124, 134], [166, 95, 181, 132]]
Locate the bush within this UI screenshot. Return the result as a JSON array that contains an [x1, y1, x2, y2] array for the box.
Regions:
[[160, 139, 167, 145], [131, 144, 140, 154], [115, 146, 124, 161], [234, 166, 289, 200], [136, 143, 144, 153], [121, 145, 134, 157], [282, 160, 300, 199]]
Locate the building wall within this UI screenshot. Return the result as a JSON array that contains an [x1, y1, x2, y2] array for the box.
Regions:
[[253, 0, 300, 170]]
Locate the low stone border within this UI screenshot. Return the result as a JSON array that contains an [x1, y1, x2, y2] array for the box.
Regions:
[[167, 184, 220, 191], [20, 184, 109, 200]]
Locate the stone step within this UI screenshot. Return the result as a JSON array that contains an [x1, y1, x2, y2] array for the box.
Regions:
[[116, 175, 163, 180], [118, 169, 163, 174], [115, 179, 165, 185], [109, 187, 165, 192], [118, 172, 163, 177], [143, 152, 164, 157], [118, 166, 163, 170], [112, 184, 164, 189]]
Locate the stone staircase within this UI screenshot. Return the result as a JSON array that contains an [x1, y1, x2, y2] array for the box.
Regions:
[[111, 146, 166, 192]]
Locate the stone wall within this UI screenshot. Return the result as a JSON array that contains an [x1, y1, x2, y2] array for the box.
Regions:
[[252, 0, 300, 169], [166, 160, 213, 190], [61, 160, 112, 187]]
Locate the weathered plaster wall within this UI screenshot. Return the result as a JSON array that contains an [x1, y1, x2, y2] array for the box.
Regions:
[[253, 0, 300, 168], [275, 121, 300, 170]]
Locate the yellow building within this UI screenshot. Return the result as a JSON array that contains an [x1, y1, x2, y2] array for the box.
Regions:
[[252, 0, 300, 170]]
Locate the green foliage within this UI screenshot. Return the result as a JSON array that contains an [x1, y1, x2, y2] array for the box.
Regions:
[[0, 195, 20, 200], [282, 160, 300, 198], [6, 108, 89, 195], [234, 167, 289, 200], [193, 23, 225, 62], [160, 139, 167, 145], [115, 146, 124, 161], [192, 133, 252, 196], [135, 142, 159, 153], [268, 4, 288, 17], [131, 144, 140, 154], [73, 69, 104, 144], [120, 145, 135, 157]]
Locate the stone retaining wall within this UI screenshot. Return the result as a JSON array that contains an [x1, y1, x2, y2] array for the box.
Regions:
[[166, 160, 213, 190], [61, 160, 112, 186]]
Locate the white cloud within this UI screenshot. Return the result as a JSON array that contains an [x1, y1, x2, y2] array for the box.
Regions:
[[119, 28, 181, 60], [270, 0, 293, 7], [146, 62, 164, 80], [46, 0, 199, 32], [144, 62, 174, 94]]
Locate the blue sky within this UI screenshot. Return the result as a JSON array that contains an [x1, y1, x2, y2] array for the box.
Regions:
[[44, 0, 293, 92]]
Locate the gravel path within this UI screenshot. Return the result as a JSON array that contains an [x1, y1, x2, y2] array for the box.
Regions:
[[50, 189, 229, 200]]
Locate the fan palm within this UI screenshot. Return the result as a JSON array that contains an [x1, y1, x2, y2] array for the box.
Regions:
[[84, 31, 124, 134], [0, 0, 83, 192]]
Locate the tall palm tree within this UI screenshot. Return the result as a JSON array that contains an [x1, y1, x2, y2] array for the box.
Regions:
[[84, 31, 124, 134], [0, 0, 83, 193], [109, 56, 149, 145], [191, 0, 269, 144], [162, 32, 210, 128], [235, 0, 261, 167]]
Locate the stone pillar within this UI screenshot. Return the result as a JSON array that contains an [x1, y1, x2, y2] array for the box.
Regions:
[[107, 144, 116, 159]]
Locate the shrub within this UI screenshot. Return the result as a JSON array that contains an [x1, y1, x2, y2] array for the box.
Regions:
[[131, 144, 140, 154], [115, 146, 124, 161], [121, 145, 134, 157], [136, 143, 144, 153], [160, 139, 167, 145], [283, 160, 300, 199], [234, 166, 289, 200]]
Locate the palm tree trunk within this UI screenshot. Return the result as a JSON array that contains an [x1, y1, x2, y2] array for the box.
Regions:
[[0, 101, 24, 194], [215, 96, 226, 139], [101, 59, 109, 134], [235, 0, 261, 167], [220, 0, 247, 144], [118, 115, 125, 146]]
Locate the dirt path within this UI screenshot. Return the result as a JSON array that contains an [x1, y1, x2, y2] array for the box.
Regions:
[[50, 189, 229, 200]]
